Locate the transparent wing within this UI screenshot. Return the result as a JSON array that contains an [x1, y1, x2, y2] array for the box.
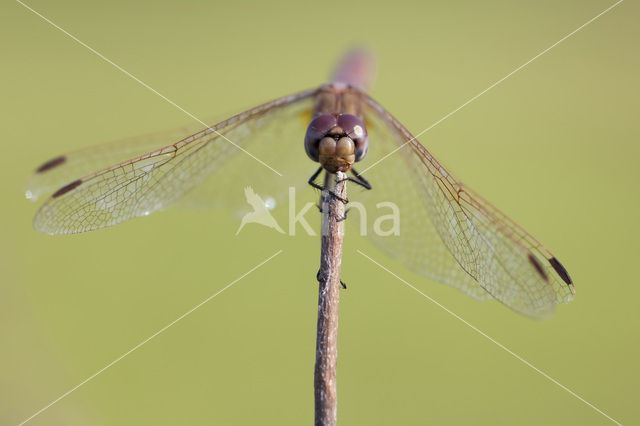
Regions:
[[32, 89, 316, 234], [356, 94, 574, 318], [25, 122, 216, 202]]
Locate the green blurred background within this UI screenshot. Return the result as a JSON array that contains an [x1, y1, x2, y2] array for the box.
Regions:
[[2, 0, 638, 424]]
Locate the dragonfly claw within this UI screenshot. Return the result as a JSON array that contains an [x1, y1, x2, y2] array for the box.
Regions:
[[316, 270, 347, 290], [329, 191, 348, 204]]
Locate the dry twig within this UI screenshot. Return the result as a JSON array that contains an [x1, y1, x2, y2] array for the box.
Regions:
[[314, 171, 347, 426]]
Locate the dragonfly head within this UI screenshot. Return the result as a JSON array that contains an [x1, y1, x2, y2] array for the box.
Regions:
[[304, 114, 369, 173]]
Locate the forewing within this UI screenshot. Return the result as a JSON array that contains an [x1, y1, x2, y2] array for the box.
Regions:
[[359, 94, 574, 317], [25, 122, 215, 202], [32, 90, 316, 234]]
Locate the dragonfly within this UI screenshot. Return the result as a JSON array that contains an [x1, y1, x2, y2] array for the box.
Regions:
[[26, 49, 574, 318]]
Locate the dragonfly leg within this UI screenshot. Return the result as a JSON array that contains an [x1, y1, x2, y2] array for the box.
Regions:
[[335, 207, 350, 222], [307, 166, 325, 191], [335, 167, 372, 190], [310, 167, 328, 212], [330, 167, 369, 211], [317, 201, 352, 222], [328, 190, 348, 205], [316, 269, 347, 290], [309, 167, 349, 206], [351, 168, 372, 189], [324, 170, 349, 205]]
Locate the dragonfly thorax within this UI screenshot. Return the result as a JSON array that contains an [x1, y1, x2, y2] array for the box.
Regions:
[[304, 113, 369, 173]]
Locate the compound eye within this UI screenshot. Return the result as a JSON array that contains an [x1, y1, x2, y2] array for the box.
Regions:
[[305, 114, 338, 161], [354, 139, 369, 161], [337, 114, 367, 141], [306, 114, 337, 142], [337, 114, 369, 161]]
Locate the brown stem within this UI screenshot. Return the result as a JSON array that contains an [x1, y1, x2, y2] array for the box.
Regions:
[[314, 171, 347, 426]]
